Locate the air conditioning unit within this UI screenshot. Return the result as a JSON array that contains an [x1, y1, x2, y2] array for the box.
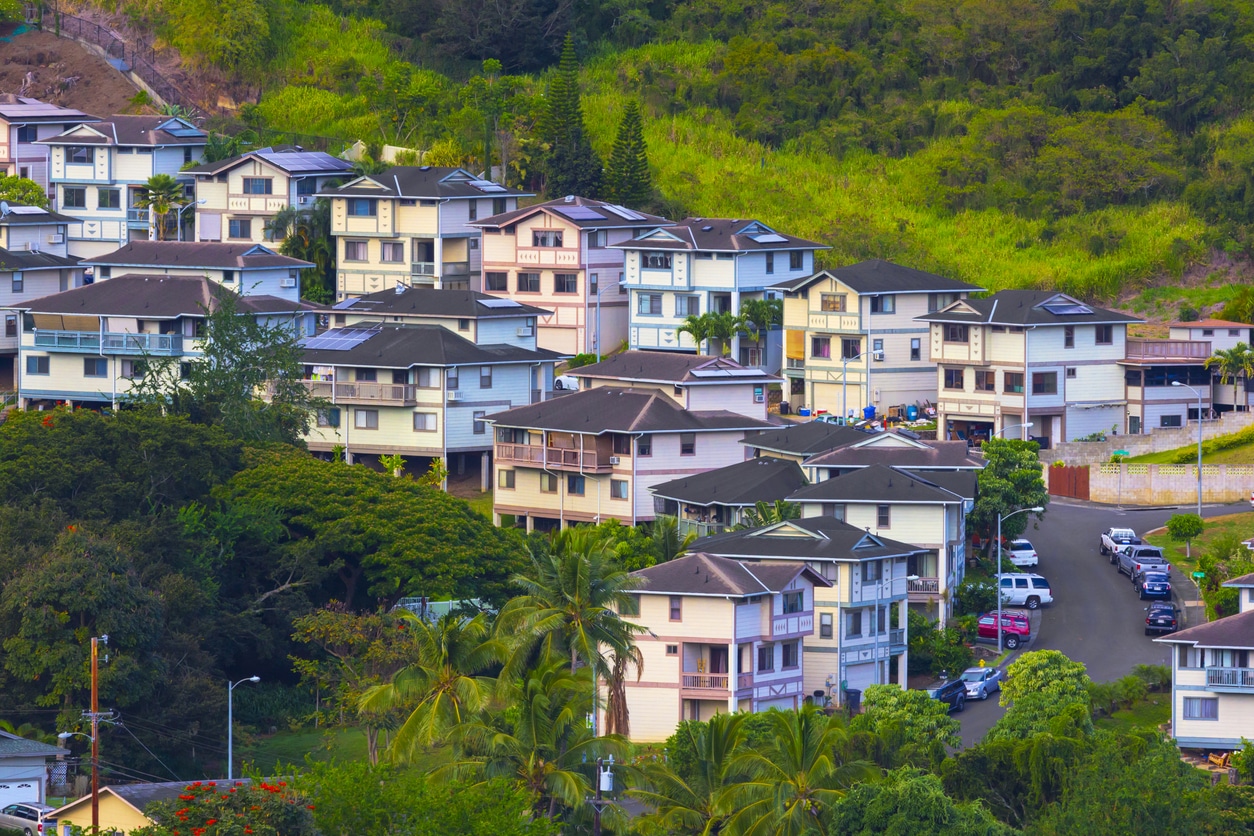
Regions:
[[47, 233, 63, 244], [517, 327, 533, 337], [280, 277, 297, 288], [609, 456, 621, 465], [298, 195, 312, 205], [446, 390, 460, 402]]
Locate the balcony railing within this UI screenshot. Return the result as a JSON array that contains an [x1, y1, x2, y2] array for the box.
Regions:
[[908, 577, 941, 595], [127, 208, 147, 223], [786, 358, 806, 371], [737, 673, 753, 690], [495, 443, 613, 472], [889, 628, 905, 646], [294, 379, 418, 405], [34, 330, 184, 355], [681, 674, 729, 690], [443, 261, 471, 277], [1207, 667, 1254, 690], [1125, 338, 1212, 362], [677, 518, 728, 539], [411, 261, 435, 276]]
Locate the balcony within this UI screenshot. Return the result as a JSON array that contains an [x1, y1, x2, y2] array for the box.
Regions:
[[908, 577, 941, 600], [443, 261, 471, 277], [495, 443, 613, 472], [33, 330, 184, 355], [681, 674, 728, 690], [1125, 338, 1211, 363], [411, 261, 435, 277], [785, 358, 806, 372], [127, 208, 148, 224], [737, 673, 753, 690], [1206, 667, 1254, 691], [771, 611, 814, 638], [294, 379, 418, 405]]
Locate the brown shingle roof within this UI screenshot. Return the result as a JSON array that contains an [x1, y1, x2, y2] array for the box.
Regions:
[[37, 115, 206, 146], [742, 422, 871, 457], [631, 552, 829, 596], [804, 435, 984, 470], [572, 351, 777, 385], [610, 218, 826, 252], [319, 166, 532, 200], [1156, 608, 1254, 648], [85, 241, 312, 270], [18, 274, 292, 317], [472, 195, 669, 230], [650, 457, 808, 506], [486, 387, 774, 434]]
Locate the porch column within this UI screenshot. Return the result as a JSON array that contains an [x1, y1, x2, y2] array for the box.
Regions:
[[480, 451, 490, 492], [727, 641, 738, 714], [433, 237, 444, 289], [898, 599, 909, 681], [730, 289, 741, 359], [525, 515, 534, 533]]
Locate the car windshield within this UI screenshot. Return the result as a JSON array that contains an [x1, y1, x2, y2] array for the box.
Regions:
[[1012, 541, 1033, 550], [959, 671, 986, 682]]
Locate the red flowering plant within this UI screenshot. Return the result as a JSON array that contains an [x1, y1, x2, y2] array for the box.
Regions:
[[132, 780, 314, 836]]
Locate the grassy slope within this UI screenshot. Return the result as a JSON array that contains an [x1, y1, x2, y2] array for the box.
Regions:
[[1143, 511, 1254, 577], [1126, 438, 1254, 465], [239, 727, 450, 773]]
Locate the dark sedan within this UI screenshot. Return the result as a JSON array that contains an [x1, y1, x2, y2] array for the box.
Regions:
[[1145, 601, 1181, 635], [1137, 571, 1172, 600]]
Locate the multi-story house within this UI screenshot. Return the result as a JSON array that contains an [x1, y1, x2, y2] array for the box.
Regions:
[[37, 115, 208, 256], [82, 240, 312, 303], [916, 291, 1140, 447], [471, 195, 668, 355], [569, 351, 779, 417], [614, 218, 824, 369], [318, 166, 532, 298], [649, 456, 809, 538], [487, 386, 774, 531], [800, 428, 984, 481], [693, 517, 923, 703], [188, 146, 354, 244], [1160, 318, 1254, 418], [614, 552, 830, 740], [324, 285, 550, 347], [1121, 335, 1214, 434], [1157, 572, 1254, 750], [0, 95, 97, 198], [775, 260, 982, 419], [13, 273, 312, 410], [742, 422, 875, 463]]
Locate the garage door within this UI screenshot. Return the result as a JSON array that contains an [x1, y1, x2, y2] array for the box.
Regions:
[[843, 662, 875, 694], [0, 779, 42, 806]]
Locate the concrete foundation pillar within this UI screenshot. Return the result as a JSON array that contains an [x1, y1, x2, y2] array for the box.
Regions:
[[525, 515, 534, 533], [480, 452, 490, 492]]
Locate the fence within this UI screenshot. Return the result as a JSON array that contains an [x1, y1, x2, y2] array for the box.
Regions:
[[1048, 410, 1254, 465], [1085, 462, 1254, 505], [1048, 465, 1090, 500]]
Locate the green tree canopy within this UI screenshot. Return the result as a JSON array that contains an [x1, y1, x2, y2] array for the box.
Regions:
[[969, 438, 1048, 546], [540, 35, 602, 198], [827, 768, 1014, 836], [604, 100, 652, 207], [0, 175, 48, 208], [851, 683, 961, 767]]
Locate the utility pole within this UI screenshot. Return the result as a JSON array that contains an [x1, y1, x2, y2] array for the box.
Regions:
[[89, 635, 107, 834]]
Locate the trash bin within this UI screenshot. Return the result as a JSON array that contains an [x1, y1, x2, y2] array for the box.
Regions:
[[780, 401, 790, 415], [906, 404, 919, 421], [844, 688, 862, 715], [862, 405, 876, 421], [798, 407, 811, 417]]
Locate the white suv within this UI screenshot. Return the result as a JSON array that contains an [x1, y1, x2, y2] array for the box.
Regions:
[[995, 573, 1053, 610], [1005, 539, 1038, 568]]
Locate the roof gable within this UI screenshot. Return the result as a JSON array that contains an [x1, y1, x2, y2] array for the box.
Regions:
[[747, 520, 825, 539], [850, 431, 928, 450], [636, 228, 686, 244], [59, 123, 108, 142]]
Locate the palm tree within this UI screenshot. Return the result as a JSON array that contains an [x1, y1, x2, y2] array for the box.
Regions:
[[267, 199, 335, 301], [630, 712, 746, 835], [1205, 342, 1254, 410], [358, 610, 505, 761], [734, 499, 801, 530], [724, 707, 878, 836], [738, 297, 783, 350], [603, 645, 643, 737], [133, 173, 186, 240], [650, 515, 697, 563], [705, 311, 747, 357], [678, 312, 715, 354]]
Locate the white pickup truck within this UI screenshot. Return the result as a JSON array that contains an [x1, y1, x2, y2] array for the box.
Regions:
[[1100, 527, 1141, 556]]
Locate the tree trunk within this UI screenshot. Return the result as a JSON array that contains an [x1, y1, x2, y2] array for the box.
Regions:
[[365, 726, 379, 765]]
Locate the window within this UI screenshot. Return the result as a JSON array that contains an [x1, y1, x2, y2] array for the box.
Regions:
[[944, 324, 969, 343], [1161, 414, 1183, 428], [944, 368, 964, 390], [532, 230, 563, 247], [1202, 329, 1215, 336], [975, 370, 996, 391], [1064, 325, 1075, 348], [468, 201, 478, 221], [666, 644, 678, 656], [872, 338, 884, 359], [611, 479, 628, 500], [83, 357, 107, 378], [620, 594, 640, 617], [97, 188, 120, 209], [242, 177, 273, 195], [765, 252, 774, 274], [1065, 367, 1077, 379], [413, 412, 437, 432], [910, 338, 921, 361], [4, 316, 15, 338], [563, 475, 586, 496], [540, 473, 558, 493], [67, 146, 93, 164], [413, 369, 438, 389], [517, 272, 540, 292], [637, 434, 652, 456], [1231, 329, 1241, 337], [589, 273, 599, 294], [1005, 372, 1024, 393], [612, 434, 632, 455], [473, 410, 487, 434], [644, 251, 673, 269], [343, 240, 368, 261], [493, 198, 507, 214], [757, 644, 774, 671], [680, 432, 696, 455], [1183, 697, 1218, 721], [790, 250, 804, 270], [348, 198, 376, 217], [928, 292, 959, 311], [485, 272, 508, 292], [1095, 324, 1113, 345], [839, 338, 860, 360], [819, 612, 833, 639], [356, 368, 377, 382], [458, 318, 470, 332], [669, 596, 683, 621], [498, 469, 515, 489], [1032, 372, 1058, 395], [380, 242, 404, 263], [316, 408, 340, 428], [877, 504, 891, 528], [637, 293, 662, 315], [446, 367, 460, 390], [676, 295, 700, 316], [782, 641, 799, 668], [121, 359, 145, 379], [297, 178, 317, 196], [782, 591, 803, 614], [228, 219, 252, 239], [223, 270, 236, 283], [554, 273, 578, 293], [862, 560, 881, 582], [820, 293, 845, 312], [479, 366, 492, 389], [870, 295, 895, 314], [25, 355, 49, 375], [16, 125, 36, 143], [354, 409, 379, 429], [1125, 369, 1143, 386], [812, 337, 831, 359], [846, 610, 863, 638], [10, 274, 21, 293], [589, 230, 607, 248], [63, 187, 86, 208]]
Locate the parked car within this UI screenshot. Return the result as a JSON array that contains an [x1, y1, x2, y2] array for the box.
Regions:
[[553, 374, 579, 391], [0, 803, 57, 836], [976, 611, 1032, 649], [1136, 571, 1172, 600], [1005, 539, 1039, 568], [924, 676, 967, 713], [1101, 527, 1140, 556], [995, 573, 1054, 609], [1145, 601, 1181, 635], [1117, 545, 1172, 579], [959, 666, 1004, 700]]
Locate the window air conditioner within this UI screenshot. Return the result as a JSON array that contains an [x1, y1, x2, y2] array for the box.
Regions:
[[280, 277, 297, 288], [517, 327, 533, 337], [446, 390, 460, 402], [609, 456, 621, 465]]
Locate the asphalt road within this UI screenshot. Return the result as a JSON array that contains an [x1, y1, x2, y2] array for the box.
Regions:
[[956, 499, 1250, 747]]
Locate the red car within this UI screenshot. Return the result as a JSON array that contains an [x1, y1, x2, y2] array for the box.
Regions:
[[977, 611, 1031, 649]]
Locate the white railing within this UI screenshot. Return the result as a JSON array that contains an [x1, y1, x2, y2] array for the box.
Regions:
[[681, 674, 728, 690]]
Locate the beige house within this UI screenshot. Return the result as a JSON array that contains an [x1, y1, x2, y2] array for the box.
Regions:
[[569, 351, 780, 416], [472, 195, 667, 355], [615, 552, 829, 742], [189, 146, 353, 244], [0, 95, 97, 198], [319, 166, 531, 298], [650, 456, 809, 538], [742, 422, 878, 464]]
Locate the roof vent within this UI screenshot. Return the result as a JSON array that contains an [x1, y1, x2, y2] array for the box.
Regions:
[[564, 195, 575, 202], [419, 165, 431, 171], [702, 225, 712, 231]]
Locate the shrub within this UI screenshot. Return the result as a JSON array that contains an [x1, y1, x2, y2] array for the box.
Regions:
[[953, 578, 997, 616], [566, 353, 600, 369], [1113, 674, 1149, 709], [1132, 664, 1172, 691]]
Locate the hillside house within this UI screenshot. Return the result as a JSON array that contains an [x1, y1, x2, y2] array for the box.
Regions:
[[650, 456, 809, 538], [568, 351, 778, 419], [0, 95, 97, 198]]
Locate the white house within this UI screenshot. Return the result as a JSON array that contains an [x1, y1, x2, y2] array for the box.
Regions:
[[0, 731, 69, 805], [82, 240, 312, 303]]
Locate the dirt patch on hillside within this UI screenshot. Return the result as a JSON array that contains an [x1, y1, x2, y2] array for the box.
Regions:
[[0, 28, 142, 116]]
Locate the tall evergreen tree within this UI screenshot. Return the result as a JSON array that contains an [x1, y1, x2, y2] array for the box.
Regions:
[[541, 35, 602, 198], [604, 101, 652, 207]]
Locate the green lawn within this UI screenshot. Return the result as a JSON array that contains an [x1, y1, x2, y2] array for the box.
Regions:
[[465, 491, 494, 519], [239, 727, 453, 774], [1127, 444, 1254, 464], [1095, 696, 1172, 734], [1143, 511, 1254, 578]]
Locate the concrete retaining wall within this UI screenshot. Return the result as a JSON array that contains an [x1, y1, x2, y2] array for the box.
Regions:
[[1049, 411, 1254, 465], [1088, 463, 1254, 505]]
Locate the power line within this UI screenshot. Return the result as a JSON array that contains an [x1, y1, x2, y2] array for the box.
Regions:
[[117, 724, 181, 781], [120, 717, 230, 756], [96, 758, 176, 784]]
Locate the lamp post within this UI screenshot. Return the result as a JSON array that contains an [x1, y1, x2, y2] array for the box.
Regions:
[[176, 198, 206, 242], [1172, 380, 1205, 516], [995, 421, 1033, 439], [997, 506, 1045, 653], [841, 349, 884, 424], [228, 676, 260, 780], [56, 731, 95, 831]]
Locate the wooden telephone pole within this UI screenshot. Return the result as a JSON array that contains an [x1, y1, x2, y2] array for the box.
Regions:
[[88, 635, 107, 834]]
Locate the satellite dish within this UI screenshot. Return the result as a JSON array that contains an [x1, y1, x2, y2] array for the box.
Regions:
[[0, 201, 9, 217]]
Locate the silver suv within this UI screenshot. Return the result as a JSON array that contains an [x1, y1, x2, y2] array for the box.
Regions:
[[0, 803, 57, 836], [995, 573, 1053, 609]]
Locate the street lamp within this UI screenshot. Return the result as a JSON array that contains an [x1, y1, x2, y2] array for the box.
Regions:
[[841, 349, 884, 424], [176, 198, 206, 242], [997, 506, 1046, 653], [227, 676, 260, 780], [1172, 380, 1204, 516], [995, 421, 1033, 439]]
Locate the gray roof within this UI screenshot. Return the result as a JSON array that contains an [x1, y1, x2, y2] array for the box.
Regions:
[[631, 552, 829, 597], [120, 779, 250, 814], [610, 218, 826, 253], [19, 274, 306, 318], [1225, 573, 1254, 588], [319, 166, 532, 200], [692, 516, 926, 562], [742, 422, 872, 457], [804, 434, 984, 471], [788, 464, 965, 504], [1156, 608, 1254, 649], [487, 387, 774, 434], [472, 195, 669, 230], [0, 95, 97, 124], [572, 351, 778, 385], [328, 286, 549, 319], [85, 241, 312, 271], [300, 324, 562, 368], [773, 260, 984, 294], [0, 249, 79, 272], [0, 205, 78, 225], [37, 116, 205, 147], [650, 457, 808, 506], [187, 146, 353, 176], [901, 468, 978, 501], [0, 731, 69, 759], [915, 290, 1141, 327]]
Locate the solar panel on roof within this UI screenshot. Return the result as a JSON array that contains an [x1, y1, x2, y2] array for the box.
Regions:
[[6, 206, 45, 214], [690, 368, 767, 378], [603, 204, 646, 221], [479, 298, 522, 308], [331, 298, 360, 310], [301, 327, 381, 351], [751, 233, 789, 243], [553, 205, 607, 221], [1042, 303, 1093, 315], [469, 179, 508, 193]]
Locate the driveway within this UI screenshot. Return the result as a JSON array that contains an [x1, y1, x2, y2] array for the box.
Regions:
[[957, 499, 1248, 747]]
